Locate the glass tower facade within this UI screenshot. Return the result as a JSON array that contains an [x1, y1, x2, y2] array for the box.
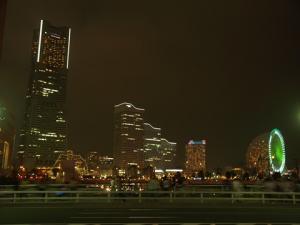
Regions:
[[113, 102, 145, 169], [160, 138, 176, 169], [143, 122, 162, 168], [18, 20, 71, 167]]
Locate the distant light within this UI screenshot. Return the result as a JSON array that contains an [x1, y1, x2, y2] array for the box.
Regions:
[[67, 28, 71, 69], [165, 169, 183, 173], [144, 123, 161, 130], [37, 20, 43, 62], [161, 138, 176, 145], [114, 102, 145, 111], [188, 140, 206, 145], [188, 140, 195, 145]]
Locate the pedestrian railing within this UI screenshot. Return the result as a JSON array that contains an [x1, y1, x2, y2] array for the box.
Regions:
[[0, 190, 299, 204]]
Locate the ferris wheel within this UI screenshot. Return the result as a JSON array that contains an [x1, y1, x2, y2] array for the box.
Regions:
[[268, 129, 286, 173]]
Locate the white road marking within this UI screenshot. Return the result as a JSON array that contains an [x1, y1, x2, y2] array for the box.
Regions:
[[128, 216, 176, 219], [70, 216, 132, 219], [70, 216, 176, 219], [80, 211, 122, 214], [129, 208, 166, 211]]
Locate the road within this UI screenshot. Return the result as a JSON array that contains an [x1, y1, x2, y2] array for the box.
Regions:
[[0, 202, 300, 224]]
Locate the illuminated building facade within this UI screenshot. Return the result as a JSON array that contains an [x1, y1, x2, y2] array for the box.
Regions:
[[86, 151, 98, 170], [53, 150, 87, 171], [143, 123, 162, 168], [0, 0, 7, 60], [53, 150, 86, 182], [18, 20, 71, 166], [99, 156, 114, 168], [247, 129, 286, 175], [160, 138, 176, 169], [0, 106, 15, 170], [98, 156, 114, 177], [185, 140, 206, 173], [113, 102, 145, 169], [246, 133, 269, 174]]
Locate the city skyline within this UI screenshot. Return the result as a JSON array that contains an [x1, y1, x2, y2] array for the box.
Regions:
[[0, 1, 300, 169]]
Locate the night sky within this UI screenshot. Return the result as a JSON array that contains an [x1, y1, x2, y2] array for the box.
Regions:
[[0, 0, 300, 169]]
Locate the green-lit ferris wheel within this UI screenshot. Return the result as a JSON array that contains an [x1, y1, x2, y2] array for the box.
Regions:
[[268, 129, 286, 174]]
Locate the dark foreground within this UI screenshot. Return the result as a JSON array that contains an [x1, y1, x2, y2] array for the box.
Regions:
[[0, 202, 300, 224]]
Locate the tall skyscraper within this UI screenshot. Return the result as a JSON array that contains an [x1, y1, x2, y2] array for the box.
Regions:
[[0, 105, 15, 170], [0, 0, 7, 60], [143, 123, 176, 169], [160, 138, 177, 169], [113, 102, 145, 169], [143, 122, 161, 168], [185, 140, 206, 173], [18, 20, 71, 167]]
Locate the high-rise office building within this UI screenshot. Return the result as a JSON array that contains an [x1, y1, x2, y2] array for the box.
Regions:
[[113, 102, 145, 169], [18, 20, 71, 167], [160, 138, 176, 169], [185, 140, 206, 173], [0, 105, 15, 170], [98, 156, 114, 168], [98, 155, 114, 177], [143, 122, 161, 168], [86, 151, 98, 170], [0, 0, 7, 60]]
